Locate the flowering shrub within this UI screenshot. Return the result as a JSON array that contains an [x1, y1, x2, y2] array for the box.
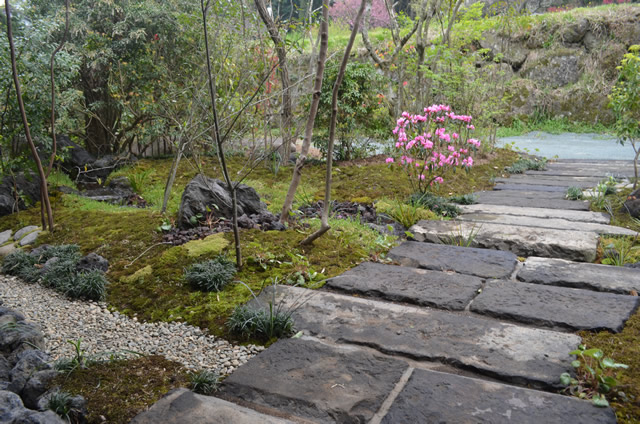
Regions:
[[387, 105, 480, 194], [329, 0, 390, 28]]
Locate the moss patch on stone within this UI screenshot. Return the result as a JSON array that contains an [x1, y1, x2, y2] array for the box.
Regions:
[[183, 233, 229, 258], [120, 265, 154, 284]]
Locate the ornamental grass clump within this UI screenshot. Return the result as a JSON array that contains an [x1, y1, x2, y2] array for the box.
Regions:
[[387, 105, 480, 194], [227, 304, 294, 342], [1, 250, 39, 283], [185, 256, 236, 292], [189, 370, 220, 395]]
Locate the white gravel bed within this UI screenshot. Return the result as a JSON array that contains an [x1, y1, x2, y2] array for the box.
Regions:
[[0, 274, 263, 375]]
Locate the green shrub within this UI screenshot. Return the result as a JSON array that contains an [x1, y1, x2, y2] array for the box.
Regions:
[[185, 256, 236, 292], [36, 244, 81, 263], [409, 193, 461, 218], [47, 391, 74, 421], [1, 250, 39, 283], [189, 370, 220, 395], [506, 157, 547, 174], [67, 271, 109, 301], [566, 186, 583, 200], [375, 198, 438, 228], [227, 304, 294, 342], [449, 194, 477, 205], [41, 258, 78, 290]]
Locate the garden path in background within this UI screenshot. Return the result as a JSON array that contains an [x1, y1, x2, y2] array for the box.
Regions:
[[134, 159, 640, 423]]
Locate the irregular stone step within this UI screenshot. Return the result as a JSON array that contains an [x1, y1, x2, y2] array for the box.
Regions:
[[496, 177, 599, 188], [518, 257, 640, 294], [527, 168, 631, 178], [458, 213, 635, 237], [255, 286, 581, 389], [382, 368, 616, 424], [409, 220, 599, 262], [387, 241, 518, 279], [324, 262, 483, 311], [470, 280, 640, 332], [459, 204, 610, 224], [131, 388, 296, 424], [220, 337, 408, 423], [474, 192, 591, 211], [494, 183, 568, 192]]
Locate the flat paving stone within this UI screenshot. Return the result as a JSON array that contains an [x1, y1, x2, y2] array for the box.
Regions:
[[0, 230, 12, 245], [324, 262, 483, 311], [459, 204, 610, 224], [470, 280, 640, 332], [387, 241, 518, 279], [221, 337, 408, 423], [518, 256, 640, 294], [256, 286, 581, 389], [131, 388, 296, 424], [410, 220, 598, 262], [495, 176, 599, 188], [493, 183, 569, 192], [382, 368, 616, 424], [474, 192, 590, 210], [13, 225, 38, 241], [527, 168, 632, 178], [458, 213, 635, 237]]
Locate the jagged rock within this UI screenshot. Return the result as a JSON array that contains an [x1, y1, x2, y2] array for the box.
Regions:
[[479, 32, 529, 68], [8, 350, 51, 395], [623, 188, 640, 218], [0, 390, 27, 422], [0, 174, 41, 218], [10, 409, 66, 424], [76, 253, 109, 273], [0, 321, 45, 357], [22, 370, 58, 410], [177, 175, 267, 228], [0, 356, 10, 381], [522, 50, 582, 88], [562, 18, 589, 44], [55, 135, 96, 174]]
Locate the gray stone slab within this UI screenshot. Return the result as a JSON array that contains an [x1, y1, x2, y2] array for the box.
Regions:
[[518, 256, 640, 294], [496, 177, 598, 188], [409, 220, 599, 262], [382, 368, 616, 424], [474, 192, 591, 210], [0, 244, 16, 257], [459, 204, 610, 224], [494, 183, 569, 192], [324, 262, 483, 311], [13, 226, 38, 241], [19, 231, 40, 247], [471, 280, 640, 332], [387, 241, 518, 279], [527, 168, 632, 178], [221, 337, 408, 423], [0, 230, 12, 245], [258, 286, 581, 389], [131, 388, 295, 424], [458, 213, 635, 237]]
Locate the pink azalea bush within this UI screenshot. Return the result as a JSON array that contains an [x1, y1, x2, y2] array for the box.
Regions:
[[329, 0, 390, 28], [387, 105, 480, 194]]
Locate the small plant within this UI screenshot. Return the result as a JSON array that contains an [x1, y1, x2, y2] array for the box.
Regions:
[[560, 344, 629, 407], [55, 339, 88, 373], [506, 157, 547, 174], [375, 198, 437, 228], [185, 256, 236, 292], [445, 222, 482, 247], [1, 250, 39, 283], [566, 186, 583, 200], [189, 369, 220, 395], [67, 271, 109, 301], [47, 391, 74, 420], [409, 193, 461, 218], [449, 193, 477, 205], [156, 218, 173, 232], [127, 168, 154, 194], [601, 237, 639, 266], [41, 258, 78, 290]]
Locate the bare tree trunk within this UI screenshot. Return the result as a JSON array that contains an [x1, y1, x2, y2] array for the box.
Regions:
[[161, 138, 186, 214], [301, 0, 366, 245], [279, 0, 330, 225], [5, 0, 54, 231]]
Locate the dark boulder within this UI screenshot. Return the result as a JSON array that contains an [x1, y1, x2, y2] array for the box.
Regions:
[[76, 253, 109, 273], [177, 175, 267, 228], [55, 135, 96, 174], [0, 173, 42, 218], [7, 350, 51, 395], [623, 188, 640, 218]]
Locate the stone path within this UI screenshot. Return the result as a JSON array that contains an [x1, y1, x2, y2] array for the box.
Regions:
[[135, 159, 639, 423]]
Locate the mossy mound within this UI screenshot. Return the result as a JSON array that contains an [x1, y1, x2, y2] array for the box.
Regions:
[[183, 233, 229, 258]]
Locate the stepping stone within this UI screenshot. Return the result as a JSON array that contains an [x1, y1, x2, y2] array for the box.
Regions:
[[527, 168, 631, 178], [470, 280, 640, 332], [324, 262, 483, 310], [387, 241, 518, 279], [0, 230, 12, 245], [13, 226, 38, 241], [255, 286, 581, 389], [474, 192, 590, 211], [494, 183, 568, 192], [221, 337, 408, 423], [382, 368, 616, 424], [458, 213, 635, 237], [459, 204, 610, 224], [19, 231, 40, 247], [0, 243, 16, 257], [131, 388, 295, 424], [409, 220, 599, 262], [518, 257, 640, 295], [495, 176, 599, 188]]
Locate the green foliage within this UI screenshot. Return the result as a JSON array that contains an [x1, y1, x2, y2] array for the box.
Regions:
[[506, 157, 547, 173], [566, 186, 584, 200], [68, 271, 109, 301], [227, 303, 294, 342], [497, 118, 612, 138], [189, 370, 220, 395], [55, 339, 88, 373], [609, 45, 640, 162], [375, 198, 437, 228], [449, 193, 477, 205], [184, 256, 236, 292], [601, 236, 640, 267], [409, 193, 461, 218], [560, 344, 629, 407], [1, 250, 39, 283], [444, 223, 483, 247], [47, 391, 75, 421]]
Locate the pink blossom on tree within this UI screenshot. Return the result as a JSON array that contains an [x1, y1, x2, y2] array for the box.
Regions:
[[329, 0, 390, 28]]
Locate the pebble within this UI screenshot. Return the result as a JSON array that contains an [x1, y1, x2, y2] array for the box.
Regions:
[[0, 274, 264, 375]]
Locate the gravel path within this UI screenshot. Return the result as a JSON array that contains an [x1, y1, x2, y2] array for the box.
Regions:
[[0, 274, 263, 375]]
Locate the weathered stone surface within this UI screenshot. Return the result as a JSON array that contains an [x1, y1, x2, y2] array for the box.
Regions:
[[479, 32, 529, 67], [0, 173, 41, 218], [255, 286, 580, 389], [21, 370, 58, 410], [8, 350, 51, 395], [409, 220, 598, 262], [562, 18, 590, 44], [221, 338, 408, 423], [0, 230, 12, 245], [471, 280, 640, 332], [13, 226, 39, 242], [324, 262, 483, 311], [0, 244, 17, 258], [459, 204, 609, 224], [0, 321, 45, 355], [458, 213, 636, 237], [623, 187, 640, 218], [496, 176, 598, 188], [131, 388, 295, 424], [494, 183, 568, 192], [76, 253, 109, 273], [518, 256, 640, 294], [19, 231, 41, 247], [474, 191, 591, 210], [387, 241, 518, 279], [522, 52, 582, 88], [382, 368, 616, 424]]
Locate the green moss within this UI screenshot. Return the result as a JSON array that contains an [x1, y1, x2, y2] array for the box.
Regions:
[[55, 356, 187, 424], [120, 265, 153, 284], [183, 233, 230, 258]]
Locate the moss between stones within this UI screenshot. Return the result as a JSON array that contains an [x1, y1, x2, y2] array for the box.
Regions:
[[183, 233, 229, 258], [120, 265, 153, 284]]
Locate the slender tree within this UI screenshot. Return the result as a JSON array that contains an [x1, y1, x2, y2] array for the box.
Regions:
[[4, 0, 54, 230], [301, 0, 366, 245]]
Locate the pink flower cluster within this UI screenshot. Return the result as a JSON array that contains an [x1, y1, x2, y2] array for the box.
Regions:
[[387, 105, 481, 194]]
